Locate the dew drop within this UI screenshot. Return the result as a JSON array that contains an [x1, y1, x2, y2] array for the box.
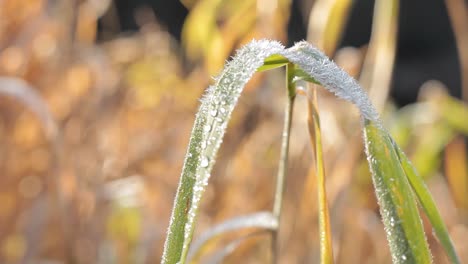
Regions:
[[203, 124, 212, 132], [210, 109, 218, 117], [200, 157, 209, 168], [220, 107, 227, 114], [201, 141, 207, 149]]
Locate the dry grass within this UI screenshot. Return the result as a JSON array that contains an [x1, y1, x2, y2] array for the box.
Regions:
[[0, 1, 467, 263]]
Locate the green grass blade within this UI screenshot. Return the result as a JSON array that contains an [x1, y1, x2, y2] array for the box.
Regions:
[[439, 94, 468, 135], [164, 39, 456, 264], [257, 54, 289, 72], [394, 143, 461, 264], [292, 68, 320, 84], [162, 40, 286, 264], [363, 119, 432, 264]]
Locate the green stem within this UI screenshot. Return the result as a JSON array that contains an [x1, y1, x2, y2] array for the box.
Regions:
[[272, 63, 296, 263]]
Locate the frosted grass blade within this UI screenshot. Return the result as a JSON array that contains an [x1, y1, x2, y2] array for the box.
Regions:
[[163, 40, 456, 264], [394, 143, 461, 264], [162, 40, 285, 264], [363, 119, 432, 264]]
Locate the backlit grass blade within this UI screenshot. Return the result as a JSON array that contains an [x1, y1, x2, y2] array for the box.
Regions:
[[439, 94, 468, 135], [164, 40, 456, 263], [0, 77, 58, 141], [202, 232, 266, 264], [363, 119, 432, 264], [307, 88, 334, 264], [162, 40, 286, 264], [187, 212, 278, 262], [257, 54, 289, 72], [394, 142, 461, 264], [445, 137, 468, 210]]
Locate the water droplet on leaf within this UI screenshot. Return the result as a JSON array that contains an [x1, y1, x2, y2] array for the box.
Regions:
[[200, 157, 209, 168]]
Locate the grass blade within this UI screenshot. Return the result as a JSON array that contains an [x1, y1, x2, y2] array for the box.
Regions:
[[360, 0, 398, 112], [394, 142, 461, 264], [187, 212, 278, 262], [164, 40, 456, 264], [307, 88, 334, 264], [363, 119, 432, 264], [202, 232, 266, 264], [0, 77, 58, 141], [271, 63, 296, 263], [257, 54, 289, 72], [162, 40, 286, 264], [445, 136, 468, 210]]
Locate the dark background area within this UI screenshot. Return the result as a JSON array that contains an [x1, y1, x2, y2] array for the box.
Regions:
[[104, 0, 462, 106]]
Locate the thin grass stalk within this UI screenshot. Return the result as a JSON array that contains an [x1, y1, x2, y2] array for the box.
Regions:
[[445, 136, 468, 210], [307, 0, 353, 55], [445, 0, 468, 102], [0, 77, 72, 262], [272, 63, 296, 263], [308, 87, 334, 264], [359, 0, 398, 112]]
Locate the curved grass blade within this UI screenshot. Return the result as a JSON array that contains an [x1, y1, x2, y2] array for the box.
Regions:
[[164, 40, 454, 263], [162, 40, 286, 264], [0, 78, 71, 262], [394, 142, 461, 264], [187, 211, 278, 262], [202, 231, 267, 264], [283, 42, 437, 262], [283, 42, 380, 123], [363, 119, 432, 264], [0, 77, 58, 141]]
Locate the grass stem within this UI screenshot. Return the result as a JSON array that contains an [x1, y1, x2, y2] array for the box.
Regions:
[[308, 87, 334, 264], [271, 63, 296, 263]]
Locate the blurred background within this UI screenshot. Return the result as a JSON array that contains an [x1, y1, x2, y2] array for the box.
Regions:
[[0, 0, 467, 263]]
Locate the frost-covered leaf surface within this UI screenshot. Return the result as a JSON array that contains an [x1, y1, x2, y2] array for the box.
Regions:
[[395, 144, 461, 264], [162, 40, 285, 264], [162, 40, 458, 264], [363, 119, 432, 264]]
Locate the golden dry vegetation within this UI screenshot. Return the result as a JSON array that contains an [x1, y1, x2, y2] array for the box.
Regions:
[[0, 0, 467, 263]]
